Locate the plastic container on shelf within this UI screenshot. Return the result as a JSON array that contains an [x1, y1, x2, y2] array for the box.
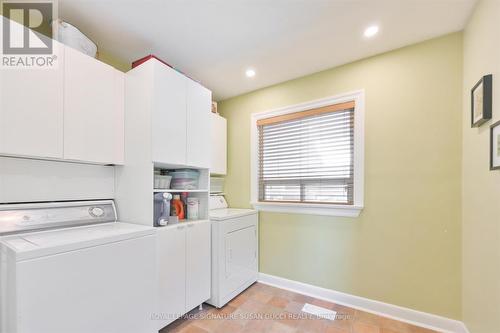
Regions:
[[154, 173, 172, 189], [159, 175, 172, 189], [187, 197, 199, 220], [170, 169, 200, 190], [154, 170, 161, 188]]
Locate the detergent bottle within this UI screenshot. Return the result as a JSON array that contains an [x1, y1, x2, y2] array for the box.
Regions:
[[171, 194, 185, 220]]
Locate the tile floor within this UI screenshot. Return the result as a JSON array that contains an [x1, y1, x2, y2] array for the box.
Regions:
[[159, 283, 438, 333]]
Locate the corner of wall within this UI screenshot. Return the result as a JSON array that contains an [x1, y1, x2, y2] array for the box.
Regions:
[[461, 0, 500, 332]]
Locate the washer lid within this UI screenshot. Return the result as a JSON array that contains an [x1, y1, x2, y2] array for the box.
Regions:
[[209, 208, 257, 221], [0, 222, 155, 261]]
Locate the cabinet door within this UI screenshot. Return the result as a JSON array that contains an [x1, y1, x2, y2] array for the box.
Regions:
[[0, 42, 64, 159], [63, 46, 124, 164], [157, 226, 186, 329], [210, 113, 227, 175], [186, 80, 211, 168], [185, 221, 211, 312], [112, 71, 125, 164], [152, 61, 187, 165]]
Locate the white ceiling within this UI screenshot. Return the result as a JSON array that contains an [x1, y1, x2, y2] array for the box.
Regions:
[[59, 0, 477, 100]]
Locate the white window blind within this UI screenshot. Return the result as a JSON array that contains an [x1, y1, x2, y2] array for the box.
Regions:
[[257, 101, 355, 205]]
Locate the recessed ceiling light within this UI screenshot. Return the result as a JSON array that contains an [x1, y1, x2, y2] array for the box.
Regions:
[[245, 68, 256, 78], [364, 25, 379, 38]]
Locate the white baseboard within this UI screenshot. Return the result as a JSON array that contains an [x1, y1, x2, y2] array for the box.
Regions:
[[258, 273, 468, 333]]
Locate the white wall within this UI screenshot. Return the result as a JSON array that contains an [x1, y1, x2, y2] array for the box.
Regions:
[[0, 157, 114, 203]]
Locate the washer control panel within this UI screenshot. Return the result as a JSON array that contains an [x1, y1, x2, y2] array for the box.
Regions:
[[0, 201, 116, 235]]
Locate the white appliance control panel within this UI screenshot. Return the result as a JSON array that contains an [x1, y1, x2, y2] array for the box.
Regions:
[[209, 195, 228, 210], [0, 200, 116, 235]]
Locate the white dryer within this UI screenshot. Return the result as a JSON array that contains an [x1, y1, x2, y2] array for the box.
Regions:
[[207, 195, 258, 308], [0, 200, 157, 333]]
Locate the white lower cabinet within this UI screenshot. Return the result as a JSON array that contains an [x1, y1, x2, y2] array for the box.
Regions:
[[156, 225, 186, 329], [185, 221, 211, 312], [156, 221, 211, 330]]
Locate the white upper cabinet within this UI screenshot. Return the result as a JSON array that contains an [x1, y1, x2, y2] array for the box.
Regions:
[[148, 59, 211, 168], [113, 72, 125, 164], [63, 46, 124, 165], [186, 80, 211, 168], [152, 61, 187, 165], [0, 41, 64, 159], [0, 42, 124, 165], [210, 113, 227, 175]]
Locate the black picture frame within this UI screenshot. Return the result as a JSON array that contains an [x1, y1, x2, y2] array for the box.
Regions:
[[471, 74, 492, 127], [490, 120, 500, 170]]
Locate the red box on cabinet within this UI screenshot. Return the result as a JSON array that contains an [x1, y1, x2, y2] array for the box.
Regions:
[[132, 55, 172, 69]]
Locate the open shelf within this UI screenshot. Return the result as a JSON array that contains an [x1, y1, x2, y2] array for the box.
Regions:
[[154, 189, 208, 193], [156, 219, 210, 230], [153, 182, 209, 225]]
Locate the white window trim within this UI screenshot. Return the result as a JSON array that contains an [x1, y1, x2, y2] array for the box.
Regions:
[[250, 90, 365, 218]]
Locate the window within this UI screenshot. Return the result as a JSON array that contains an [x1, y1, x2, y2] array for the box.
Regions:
[[251, 91, 364, 217], [258, 101, 354, 204]]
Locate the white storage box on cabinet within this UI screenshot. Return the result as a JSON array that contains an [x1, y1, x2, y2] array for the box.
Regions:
[[210, 113, 227, 175], [0, 41, 64, 159], [156, 220, 211, 330], [64, 46, 124, 165]]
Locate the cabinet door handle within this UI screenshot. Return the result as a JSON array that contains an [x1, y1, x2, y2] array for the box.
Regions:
[[187, 223, 195, 228], [177, 225, 185, 230]]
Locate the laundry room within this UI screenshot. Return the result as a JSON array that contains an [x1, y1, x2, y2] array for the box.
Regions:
[[0, 1, 498, 333]]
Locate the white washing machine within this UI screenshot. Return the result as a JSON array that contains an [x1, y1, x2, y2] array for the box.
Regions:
[[0, 200, 157, 333], [207, 195, 258, 308]]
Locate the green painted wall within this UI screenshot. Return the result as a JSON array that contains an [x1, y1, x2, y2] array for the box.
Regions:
[[219, 33, 463, 319], [462, 1, 500, 332], [97, 50, 130, 72]]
